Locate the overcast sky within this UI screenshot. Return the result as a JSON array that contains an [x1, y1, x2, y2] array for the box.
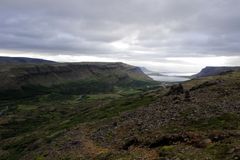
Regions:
[[0, 0, 240, 72]]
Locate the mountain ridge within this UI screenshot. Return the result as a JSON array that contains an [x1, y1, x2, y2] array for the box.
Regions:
[[193, 66, 240, 78], [0, 61, 154, 99], [0, 56, 56, 64]]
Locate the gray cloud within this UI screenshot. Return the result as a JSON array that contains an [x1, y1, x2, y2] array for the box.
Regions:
[[0, 0, 240, 66]]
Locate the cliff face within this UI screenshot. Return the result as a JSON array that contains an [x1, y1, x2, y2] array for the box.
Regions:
[[0, 62, 152, 91], [193, 66, 240, 78]]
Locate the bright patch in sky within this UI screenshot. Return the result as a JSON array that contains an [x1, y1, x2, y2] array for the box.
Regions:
[[111, 41, 130, 50]]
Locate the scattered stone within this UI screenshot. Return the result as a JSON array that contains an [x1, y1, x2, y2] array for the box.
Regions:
[[195, 139, 212, 148], [121, 137, 138, 150], [227, 148, 236, 154], [190, 81, 218, 91], [69, 140, 82, 146], [208, 131, 228, 142], [172, 96, 181, 104], [233, 155, 240, 160]]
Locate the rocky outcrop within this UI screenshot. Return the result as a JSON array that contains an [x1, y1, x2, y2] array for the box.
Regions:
[[92, 71, 240, 155], [166, 84, 184, 96]]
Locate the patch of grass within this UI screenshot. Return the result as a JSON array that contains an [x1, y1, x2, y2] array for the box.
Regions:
[[188, 113, 240, 131], [69, 94, 155, 125], [0, 79, 159, 159], [17, 104, 37, 111], [95, 151, 142, 160], [2, 135, 38, 160], [87, 94, 122, 100]]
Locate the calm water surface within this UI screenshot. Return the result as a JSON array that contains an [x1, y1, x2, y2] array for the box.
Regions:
[[149, 73, 192, 82]]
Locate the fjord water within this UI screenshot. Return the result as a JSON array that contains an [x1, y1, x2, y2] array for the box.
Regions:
[[149, 75, 190, 82], [149, 72, 193, 82]]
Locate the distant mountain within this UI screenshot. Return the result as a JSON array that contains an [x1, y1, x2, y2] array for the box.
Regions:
[[193, 66, 240, 78], [0, 56, 56, 64], [140, 67, 163, 76], [140, 67, 153, 73]]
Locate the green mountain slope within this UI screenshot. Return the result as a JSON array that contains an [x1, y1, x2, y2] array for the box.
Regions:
[[0, 62, 154, 99]]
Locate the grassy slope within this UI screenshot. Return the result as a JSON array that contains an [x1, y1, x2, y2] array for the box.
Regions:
[[0, 83, 162, 160], [0, 62, 155, 100], [1, 71, 240, 160]]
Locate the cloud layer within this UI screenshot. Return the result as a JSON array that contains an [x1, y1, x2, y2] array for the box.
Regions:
[[0, 0, 240, 71]]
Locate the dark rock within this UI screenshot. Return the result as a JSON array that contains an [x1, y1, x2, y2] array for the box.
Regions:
[[172, 96, 181, 104], [112, 122, 118, 127], [173, 96, 181, 101], [233, 155, 240, 160], [148, 134, 186, 148], [121, 137, 138, 150], [208, 131, 228, 142], [166, 84, 184, 96], [69, 140, 82, 146], [184, 90, 191, 102], [159, 158, 170, 160]]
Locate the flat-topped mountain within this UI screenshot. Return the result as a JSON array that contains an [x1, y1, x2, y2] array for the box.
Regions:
[[193, 66, 240, 78], [0, 61, 154, 99], [0, 56, 55, 64]]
